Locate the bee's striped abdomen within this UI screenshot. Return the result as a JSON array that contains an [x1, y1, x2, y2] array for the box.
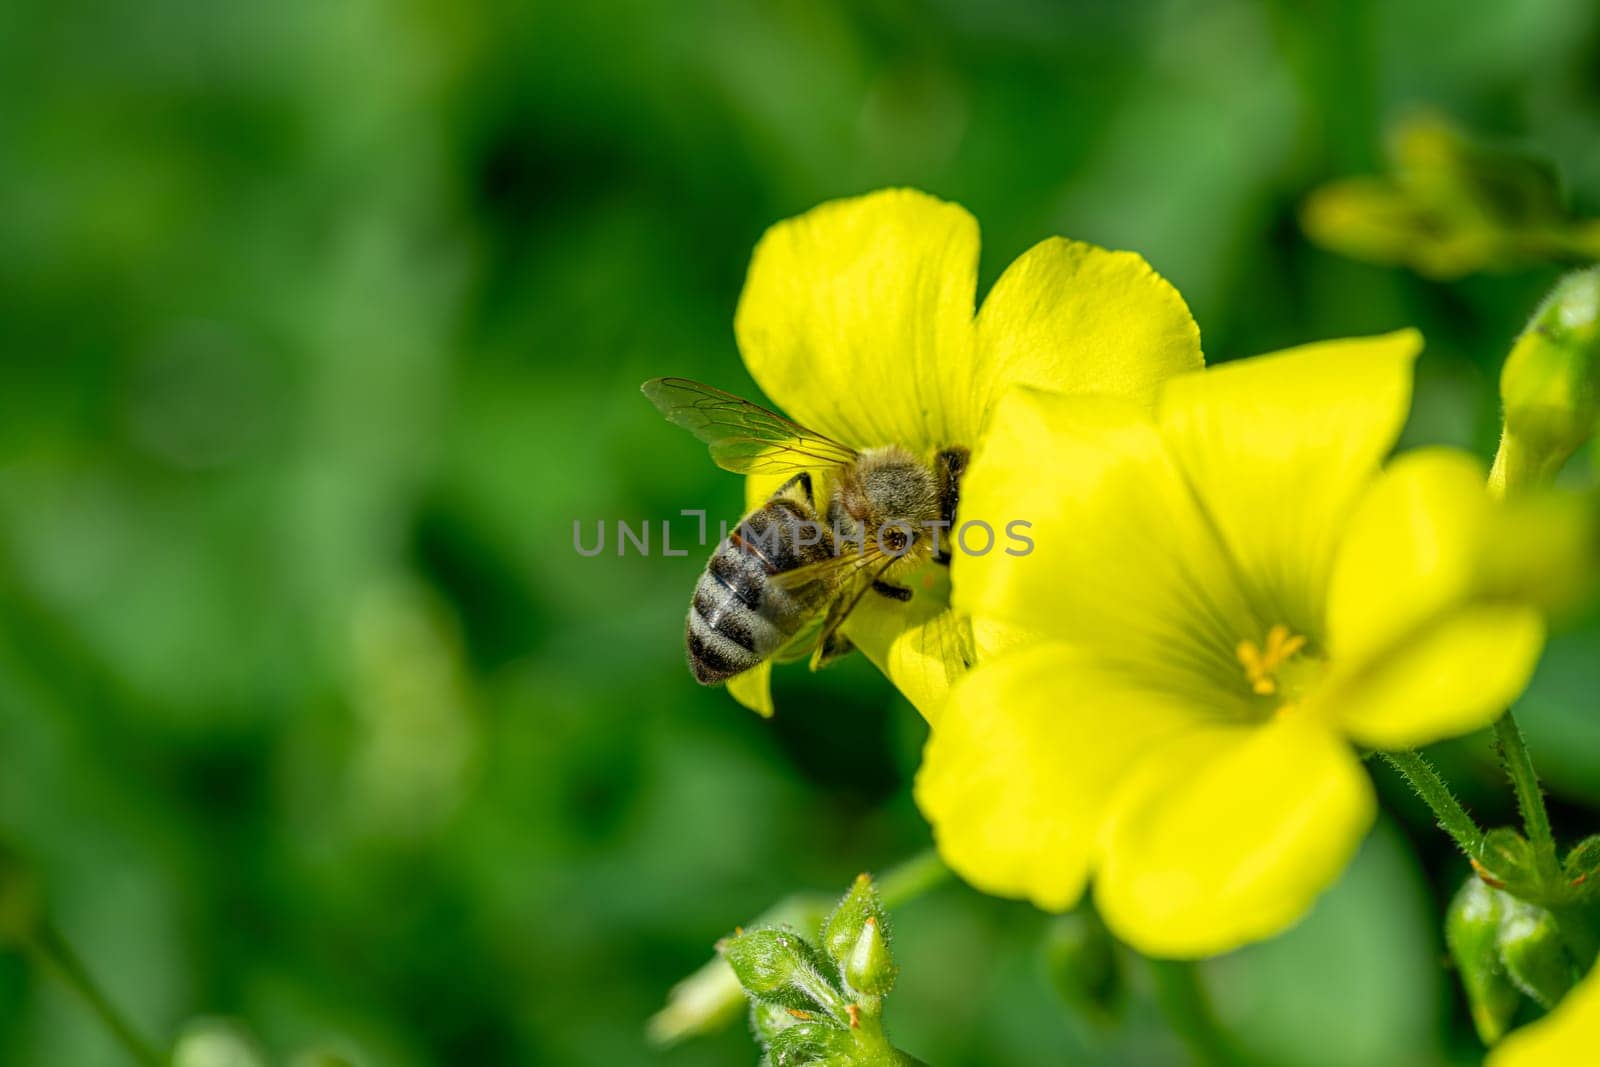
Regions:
[[685, 500, 828, 685], [686, 549, 774, 681]]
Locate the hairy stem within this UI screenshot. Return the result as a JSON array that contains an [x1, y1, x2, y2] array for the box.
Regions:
[[1381, 749, 1483, 856], [1493, 711, 1559, 878]]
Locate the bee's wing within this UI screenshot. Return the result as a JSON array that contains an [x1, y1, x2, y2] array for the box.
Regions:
[[766, 546, 889, 594], [809, 555, 899, 668], [642, 377, 859, 475], [765, 546, 898, 665], [771, 614, 825, 664]]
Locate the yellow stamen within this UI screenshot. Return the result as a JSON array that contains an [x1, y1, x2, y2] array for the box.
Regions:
[[1236, 624, 1308, 697]]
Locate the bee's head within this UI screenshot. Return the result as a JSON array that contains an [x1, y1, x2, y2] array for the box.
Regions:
[[878, 523, 912, 555]]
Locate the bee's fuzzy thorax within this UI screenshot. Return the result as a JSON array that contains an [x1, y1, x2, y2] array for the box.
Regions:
[[845, 446, 941, 530]]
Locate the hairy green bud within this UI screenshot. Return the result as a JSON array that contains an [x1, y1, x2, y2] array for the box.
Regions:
[[767, 1021, 855, 1066], [822, 874, 888, 967], [704, 870, 924, 1065], [1445, 878, 1520, 1045], [1564, 835, 1600, 895], [1497, 899, 1577, 1009], [720, 926, 843, 1016], [651, 891, 835, 1047], [842, 915, 897, 997], [750, 999, 803, 1047], [1474, 828, 1541, 900]]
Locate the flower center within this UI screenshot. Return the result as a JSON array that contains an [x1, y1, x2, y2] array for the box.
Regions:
[[1235, 624, 1309, 697]]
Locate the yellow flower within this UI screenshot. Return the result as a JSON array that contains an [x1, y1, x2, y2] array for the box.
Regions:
[[1489, 962, 1600, 1066], [917, 332, 1555, 957], [722, 188, 1203, 717]]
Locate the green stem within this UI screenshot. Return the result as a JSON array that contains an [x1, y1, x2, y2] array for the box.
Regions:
[[1493, 711, 1559, 878], [877, 850, 951, 910], [849, 1011, 901, 1060], [26, 922, 164, 1067], [1381, 750, 1483, 856], [1148, 959, 1235, 1066]]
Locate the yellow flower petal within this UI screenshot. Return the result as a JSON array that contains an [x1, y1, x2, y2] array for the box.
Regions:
[[952, 386, 1258, 701], [915, 643, 1198, 912], [725, 661, 774, 718], [1325, 449, 1545, 749], [1326, 606, 1543, 750], [1489, 962, 1600, 1066], [1095, 715, 1375, 958], [969, 615, 1046, 664], [969, 237, 1202, 438], [734, 189, 978, 451], [1157, 331, 1422, 636], [1327, 449, 1488, 661], [844, 583, 972, 725]]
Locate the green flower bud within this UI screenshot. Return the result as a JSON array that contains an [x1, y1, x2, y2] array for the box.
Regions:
[[766, 1021, 854, 1066], [1564, 835, 1600, 895], [1497, 899, 1577, 1009], [750, 999, 803, 1047], [650, 891, 835, 1047], [720, 926, 843, 1015], [702, 871, 922, 1066], [843, 915, 898, 997], [1474, 828, 1541, 900], [1445, 877, 1520, 1045], [1492, 268, 1600, 495], [1043, 908, 1123, 1027], [822, 874, 888, 967]]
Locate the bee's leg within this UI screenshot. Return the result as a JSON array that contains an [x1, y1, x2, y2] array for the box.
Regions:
[[871, 580, 913, 602], [810, 572, 863, 669], [933, 446, 970, 565], [771, 471, 815, 508], [812, 629, 855, 668]]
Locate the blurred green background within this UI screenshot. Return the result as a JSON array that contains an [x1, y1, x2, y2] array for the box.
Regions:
[[3, 0, 1600, 1063]]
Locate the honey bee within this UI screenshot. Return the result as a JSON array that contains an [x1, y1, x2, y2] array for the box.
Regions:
[[643, 378, 968, 686]]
